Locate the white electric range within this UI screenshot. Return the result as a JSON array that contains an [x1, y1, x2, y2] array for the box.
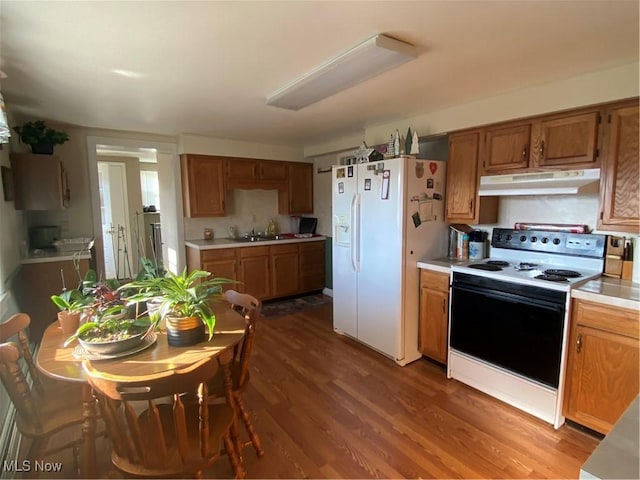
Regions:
[[448, 228, 606, 428]]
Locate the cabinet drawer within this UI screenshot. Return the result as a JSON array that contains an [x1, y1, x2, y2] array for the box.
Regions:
[[270, 243, 299, 255], [300, 241, 324, 254], [238, 246, 270, 258], [420, 270, 449, 292], [201, 248, 236, 262], [573, 299, 639, 339]]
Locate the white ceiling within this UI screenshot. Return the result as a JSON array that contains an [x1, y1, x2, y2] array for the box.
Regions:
[[0, 1, 638, 147]]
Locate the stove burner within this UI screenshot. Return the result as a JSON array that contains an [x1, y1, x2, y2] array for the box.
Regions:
[[535, 274, 569, 282], [486, 260, 509, 267], [544, 269, 582, 278], [515, 262, 538, 271], [469, 263, 503, 271]]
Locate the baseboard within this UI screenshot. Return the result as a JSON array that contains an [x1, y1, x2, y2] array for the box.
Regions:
[[322, 288, 333, 297]]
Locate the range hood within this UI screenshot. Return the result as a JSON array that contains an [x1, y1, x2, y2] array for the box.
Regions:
[[478, 168, 600, 196]]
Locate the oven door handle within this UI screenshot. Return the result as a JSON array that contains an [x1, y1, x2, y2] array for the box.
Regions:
[[452, 283, 565, 312]]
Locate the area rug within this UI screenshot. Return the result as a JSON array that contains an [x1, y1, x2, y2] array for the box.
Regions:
[[261, 293, 332, 319]]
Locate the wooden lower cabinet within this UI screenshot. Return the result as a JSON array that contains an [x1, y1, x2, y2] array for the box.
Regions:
[[563, 298, 639, 434], [270, 243, 300, 297], [237, 246, 270, 299], [418, 269, 450, 364], [21, 258, 90, 341], [186, 240, 324, 301], [299, 241, 325, 292], [198, 248, 237, 288]]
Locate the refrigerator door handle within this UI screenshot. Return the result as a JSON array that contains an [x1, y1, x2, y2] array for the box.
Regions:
[[352, 193, 360, 272]]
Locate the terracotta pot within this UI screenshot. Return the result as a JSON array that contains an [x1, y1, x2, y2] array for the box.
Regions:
[[58, 311, 81, 334]]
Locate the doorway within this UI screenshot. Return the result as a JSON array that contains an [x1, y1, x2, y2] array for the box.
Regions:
[[86, 137, 183, 279]]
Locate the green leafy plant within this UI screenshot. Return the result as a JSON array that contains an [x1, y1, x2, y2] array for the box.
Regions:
[[123, 268, 236, 340], [51, 289, 93, 314], [13, 120, 70, 150]]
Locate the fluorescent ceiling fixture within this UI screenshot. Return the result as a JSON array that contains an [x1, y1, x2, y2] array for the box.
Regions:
[[266, 34, 417, 110], [111, 68, 147, 79]]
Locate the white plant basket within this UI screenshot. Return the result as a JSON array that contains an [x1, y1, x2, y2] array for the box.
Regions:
[[52, 237, 94, 252]]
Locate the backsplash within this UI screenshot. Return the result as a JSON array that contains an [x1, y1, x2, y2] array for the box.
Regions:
[[183, 189, 294, 240]]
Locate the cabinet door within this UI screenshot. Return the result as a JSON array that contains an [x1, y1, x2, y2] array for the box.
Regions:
[[419, 270, 449, 364], [181, 155, 225, 217], [10, 154, 67, 210], [225, 158, 258, 182], [446, 132, 480, 222], [564, 324, 639, 434], [259, 160, 288, 181], [299, 241, 325, 293], [483, 124, 531, 173], [535, 112, 599, 167], [279, 163, 313, 214], [598, 103, 639, 232], [270, 244, 299, 297], [237, 246, 270, 300], [22, 259, 90, 341], [201, 248, 238, 288]]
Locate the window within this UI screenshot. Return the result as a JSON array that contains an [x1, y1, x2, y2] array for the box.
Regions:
[[140, 169, 160, 211]]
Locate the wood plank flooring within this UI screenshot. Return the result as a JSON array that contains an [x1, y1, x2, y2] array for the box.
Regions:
[[207, 300, 600, 479], [26, 299, 600, 478]]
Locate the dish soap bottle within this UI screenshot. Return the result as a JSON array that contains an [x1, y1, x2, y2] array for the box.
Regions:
[[266, 219, 277, 237]]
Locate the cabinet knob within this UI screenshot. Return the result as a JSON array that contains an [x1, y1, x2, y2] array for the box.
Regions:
[[539, 140, 545, 158], [576, 333, 583, 353], [442, 298, 446, 314], [522, 145, 528, 158]]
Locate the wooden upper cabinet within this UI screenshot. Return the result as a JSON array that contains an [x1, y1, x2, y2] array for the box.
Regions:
[[598, 101, 639, 233], [533, 112, 600, 168], [479, 109, 601, 174], [181, 154, 226, 217], [9, 154, 70, 210], [279, 162, 313, 214], [259, 160, 288, 181], [446, 132, 479, 221], [225, 158, 288, 188], [483, 123, 531, 173], [446, 131, 498, 224]]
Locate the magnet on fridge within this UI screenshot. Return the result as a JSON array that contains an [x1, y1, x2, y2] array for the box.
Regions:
[[426, 178, 434, 189], [412, 212, 421, 228], [364, 178, 371, 191], [433, 192, 442, 200], [429, 162, 438, 174], [381, 169, 390, 199], [347, 166, 353, 177], [336, 168, 345, 178], [338, 182, 344, 194]]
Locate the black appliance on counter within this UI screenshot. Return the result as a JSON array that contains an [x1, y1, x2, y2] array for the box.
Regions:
[[298, 217, 317, 235], [29, 225, 61, 249]]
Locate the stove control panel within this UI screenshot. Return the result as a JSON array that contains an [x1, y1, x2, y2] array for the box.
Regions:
[[491, 228, 606, 258]]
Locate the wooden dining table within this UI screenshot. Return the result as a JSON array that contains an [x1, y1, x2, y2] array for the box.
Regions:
[[36, 303, 247, 478]]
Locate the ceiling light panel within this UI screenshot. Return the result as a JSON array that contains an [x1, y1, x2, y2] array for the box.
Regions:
[[266, 34, 417, 111]]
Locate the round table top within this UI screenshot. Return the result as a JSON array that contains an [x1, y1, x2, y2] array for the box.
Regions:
[[36, 303, 247, 383]]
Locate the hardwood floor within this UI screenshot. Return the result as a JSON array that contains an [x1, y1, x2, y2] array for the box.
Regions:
[[207, 301, 600, 479], [26, 300, 600, 478]]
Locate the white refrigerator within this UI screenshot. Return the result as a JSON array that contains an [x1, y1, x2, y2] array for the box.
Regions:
[[332, 156, 447, 366]]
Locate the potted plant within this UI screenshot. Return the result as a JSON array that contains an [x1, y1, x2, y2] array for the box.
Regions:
[[13, 120, 70, 155], [123, 268, 235, 347], [51, 288, 93, 334]]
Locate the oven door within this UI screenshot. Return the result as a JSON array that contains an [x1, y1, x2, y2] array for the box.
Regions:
[[450, 273, 566, 388]]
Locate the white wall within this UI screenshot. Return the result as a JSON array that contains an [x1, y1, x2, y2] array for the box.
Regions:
[[179, 134, 303, 161]]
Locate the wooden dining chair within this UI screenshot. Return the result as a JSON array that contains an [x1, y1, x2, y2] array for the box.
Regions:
[[83, 355, 245, 479], [0, 313, 86, 474], [213, 289, 264, 457]]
